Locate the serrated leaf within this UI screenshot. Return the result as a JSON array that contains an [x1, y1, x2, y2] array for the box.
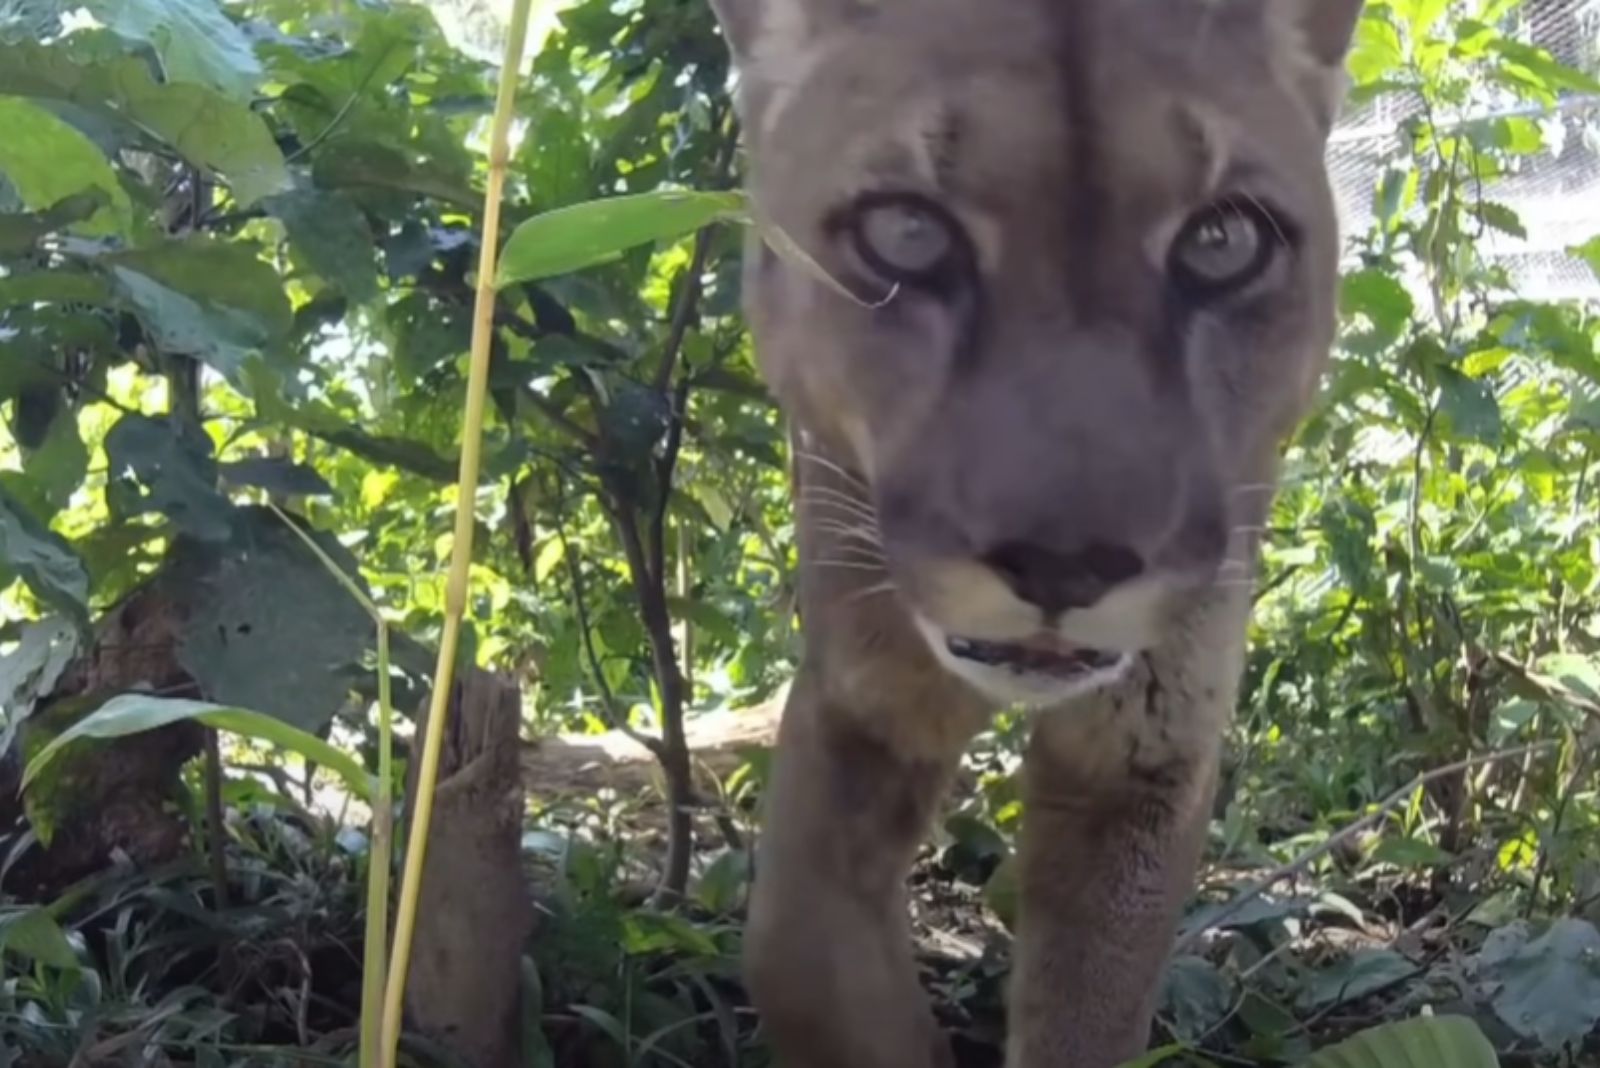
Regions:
[[265, 189, 380, 303], [1299, 1015, 1497, 1068], [0, 96, 131, 236], [218, 457, 335, 498], [1474, 201, 1526, 239], [80, 0, 263, 101], [21, 693, 372, 800], [497, 188, 748, 286], [0, 41, 289, 204], [1340, 269, 1413, 354], [0, 481, 88, 625]]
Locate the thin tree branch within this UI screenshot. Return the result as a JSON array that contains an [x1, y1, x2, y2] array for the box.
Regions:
[[558, 525, 665, 759], [1175, 740, 1558, 955]]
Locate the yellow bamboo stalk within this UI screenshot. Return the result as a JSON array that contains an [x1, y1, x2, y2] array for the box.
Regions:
[[378, 1, 535, 1062]]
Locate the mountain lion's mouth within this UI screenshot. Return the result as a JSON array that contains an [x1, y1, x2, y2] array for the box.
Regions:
[[944, 634, 1125, 678]]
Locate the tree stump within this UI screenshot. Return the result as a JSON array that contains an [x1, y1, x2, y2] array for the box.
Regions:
[[402, 668, 531, 1068]]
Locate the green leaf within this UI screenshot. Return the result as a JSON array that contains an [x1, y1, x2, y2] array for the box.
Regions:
[[1340, 269, 1413, 354], [218, 457, 335, 498], [1160, 957, 1232, 1042], [0, 188, 112, 253], [694, 848, 750, 915], [1481, 918, 1600, 1052], [1298, 949, 1416, 1012], [1573, 235, 1600, 285], [0, 41, 289, 204], [170, 508, 373, 734], [80, 0, 263, 101], [265, 189, 381, 303], [0, 907, 78, 969], [497, 189, 748, 286], [104, 413, 234, 541], [105, 237, 292, 375], [21, 693, 373, 801], [311, 139, 478, 211], [1368, 836, 1453, 870], [1473, 201, 1526, 239], [21, 395, 88, 514], [1299, 1015, 1497, 1068], [1436, 367, 1502, 446], [1489, 40, 1600, 95], [0, 96, 131, 236], [0, 617, 78, 746], [1113, 1046, 1196, 1068], [0, 481, 89, 624], [1347, 14, 1404, 86]]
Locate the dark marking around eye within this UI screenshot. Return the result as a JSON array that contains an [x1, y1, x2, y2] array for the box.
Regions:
[[1050, 0, 1110, 314]]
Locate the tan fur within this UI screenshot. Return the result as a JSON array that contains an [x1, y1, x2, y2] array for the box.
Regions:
[[705, 1, 1366, 1064]]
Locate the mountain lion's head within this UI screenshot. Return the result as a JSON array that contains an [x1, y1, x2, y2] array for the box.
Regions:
[[709, 0, 1363, 708]]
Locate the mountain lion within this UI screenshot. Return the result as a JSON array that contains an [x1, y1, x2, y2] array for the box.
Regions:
[[702, 0, 1365, 1064]]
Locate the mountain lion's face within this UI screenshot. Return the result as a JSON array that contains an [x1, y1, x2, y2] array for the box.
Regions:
[[716, 0, 1356, 707]]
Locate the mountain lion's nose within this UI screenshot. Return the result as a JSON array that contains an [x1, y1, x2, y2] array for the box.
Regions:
[[982, 541, 1145, 616]]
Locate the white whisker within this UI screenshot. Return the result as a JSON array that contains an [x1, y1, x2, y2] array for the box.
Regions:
[[794, 450, 871, 491], [841, 580, 898, 605], [801, 497, 881, 526], [811, 560, 890, 573], [800, 483, 878, 513]]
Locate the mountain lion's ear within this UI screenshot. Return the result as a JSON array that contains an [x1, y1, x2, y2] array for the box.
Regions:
[[706, 0, 860, 68], [1271, 0, 1368, 131], [1292, 0, 1366, 65]]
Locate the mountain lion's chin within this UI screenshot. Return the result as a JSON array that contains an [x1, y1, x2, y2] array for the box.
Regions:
[[912, 616, 1137, 709]]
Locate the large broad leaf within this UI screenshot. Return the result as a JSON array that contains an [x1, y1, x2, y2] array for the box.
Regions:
[[80, 0, 263, 101], [496, 188, 747, 286], [218, 457, 334, 498], [0, 481, 89, 626], [0, 907, 78, 969], [1436, 366, 1502, 447], [104, 413, 234, 541], [243, 358, 460, 482], [0, 98, 129, 237], [0, 40, 289, 204], [22, 693, 372, 801], [0, 617, 79, 751], [1160, 957, 1233, 1042], [1113, 1046, 1197, 1068], [265, 189, 380, 303], [1297, 949, 1417, 1012], [1299, 1015, 1497, 1068], [168, 508, 374, 734], [1480, 918, 1600, 1052], [104, 237, 292, 375], [0, 189, 110, 254]]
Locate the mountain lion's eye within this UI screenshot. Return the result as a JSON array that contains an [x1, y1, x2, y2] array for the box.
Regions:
[[1169, 198, 1277, 296], [851, 196, 956, 282]]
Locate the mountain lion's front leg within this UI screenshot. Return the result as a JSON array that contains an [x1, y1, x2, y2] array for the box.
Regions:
[[1007, 637, 1237, 1068], [745, 672, 980, 1068]]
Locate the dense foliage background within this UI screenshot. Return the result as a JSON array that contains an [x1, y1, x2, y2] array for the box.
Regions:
[[1, 0, 1598, 1064]]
